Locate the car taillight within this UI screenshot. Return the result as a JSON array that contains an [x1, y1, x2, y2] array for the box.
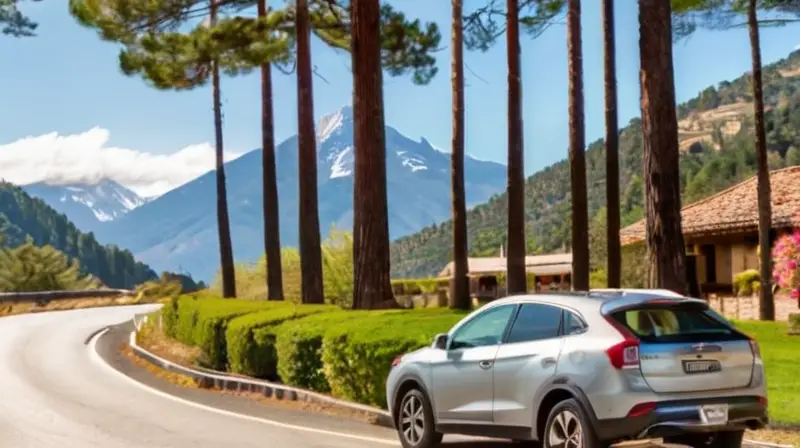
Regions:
[[604, 315, 640, 369], [392, 355, 404, 367], [749, 340, 762, 360]]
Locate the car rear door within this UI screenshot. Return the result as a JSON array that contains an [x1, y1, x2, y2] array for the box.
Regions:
[[608, 300, 755, 393], [492, 302, 565, 427]]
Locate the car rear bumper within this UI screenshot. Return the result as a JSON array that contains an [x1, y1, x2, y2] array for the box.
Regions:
[[594, 395, 768, 442]]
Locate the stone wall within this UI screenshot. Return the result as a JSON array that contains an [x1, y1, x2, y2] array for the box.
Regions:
[[708, 293, 798, 321]]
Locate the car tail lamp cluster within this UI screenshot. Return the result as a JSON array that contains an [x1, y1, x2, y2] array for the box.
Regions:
[[604, 315, 641, 370]]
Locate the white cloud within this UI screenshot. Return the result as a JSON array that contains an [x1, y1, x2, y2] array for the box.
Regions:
[[0, 127, 244, 197]]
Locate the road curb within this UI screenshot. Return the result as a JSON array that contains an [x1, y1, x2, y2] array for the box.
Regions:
[[125, 324, 394, 429]]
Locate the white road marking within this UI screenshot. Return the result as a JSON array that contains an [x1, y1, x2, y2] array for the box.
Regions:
[[87, 328, 399, 446]]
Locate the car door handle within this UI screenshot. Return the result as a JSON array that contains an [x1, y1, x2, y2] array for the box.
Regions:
[[478, 360, 494, 370], [541, 357, 557, 368]]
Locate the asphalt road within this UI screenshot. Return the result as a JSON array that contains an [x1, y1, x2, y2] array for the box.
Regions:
[[0, 305, 752, 448]]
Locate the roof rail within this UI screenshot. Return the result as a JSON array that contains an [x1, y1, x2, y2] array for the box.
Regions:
[[590, 288, 685, 298]]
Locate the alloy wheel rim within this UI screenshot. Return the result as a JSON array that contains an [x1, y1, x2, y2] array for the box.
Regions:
[[401, 395, 425, 445], [548, 410, 583, 448]]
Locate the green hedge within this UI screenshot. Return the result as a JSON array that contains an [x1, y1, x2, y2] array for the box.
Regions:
[[321, 309, 464, 407], [274, 310, 400, 392], [226, 303, 335, 379], [160, 296, 465, 409]]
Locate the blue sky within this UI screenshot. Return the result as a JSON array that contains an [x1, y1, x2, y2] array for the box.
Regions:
[[1, 1, 799, 196]]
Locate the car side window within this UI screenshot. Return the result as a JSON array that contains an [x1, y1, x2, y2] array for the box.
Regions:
[[563, 311, 586, 335], [505, 303, 563, 344], [449, 305, 516, 350]]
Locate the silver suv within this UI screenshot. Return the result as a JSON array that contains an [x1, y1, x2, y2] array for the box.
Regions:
[[386, 289, 768, 448]]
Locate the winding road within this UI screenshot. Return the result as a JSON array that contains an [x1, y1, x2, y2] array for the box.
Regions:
[[0, 305, 750, 448]]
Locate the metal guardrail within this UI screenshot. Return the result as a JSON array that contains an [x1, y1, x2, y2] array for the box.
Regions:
[[0, 289, 134, 303]]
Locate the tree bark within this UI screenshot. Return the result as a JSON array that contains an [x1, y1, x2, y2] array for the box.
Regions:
[[350, 0, 395, 310], [748, 0, 774, 320], [567, 0, 589, 291], [603, 0, 621, 289], [258, 0, 284, 301], [211, 0, 236, 298], [296, 0, 325, 305], [638, 0, 687, 295], [449, 0, 470, 310], [505, 0, 527, 294]]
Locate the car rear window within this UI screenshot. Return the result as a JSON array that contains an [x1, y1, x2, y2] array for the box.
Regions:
[[609, 304, 744, 343]]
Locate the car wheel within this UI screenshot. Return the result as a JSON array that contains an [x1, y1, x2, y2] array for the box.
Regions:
[[664, 430, 744, 448], [543, 399, 603, 448], [397, 389, 442, 448]]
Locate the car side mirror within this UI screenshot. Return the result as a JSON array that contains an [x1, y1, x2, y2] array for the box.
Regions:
[[433, 333, 449, 350]]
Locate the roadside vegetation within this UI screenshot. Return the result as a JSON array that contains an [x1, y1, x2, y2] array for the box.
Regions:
[[150, 293, 799, 430]]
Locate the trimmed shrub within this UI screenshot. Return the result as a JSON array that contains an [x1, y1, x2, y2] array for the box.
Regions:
[[194, 299, 278, 370], [226, 303, 336, 379], [274, 310, 403, 392], [321, 309, 465, 407]]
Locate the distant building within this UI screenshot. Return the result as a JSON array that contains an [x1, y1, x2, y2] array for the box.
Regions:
[[620, 166, 800, 297], [437, 253, 572, 300]]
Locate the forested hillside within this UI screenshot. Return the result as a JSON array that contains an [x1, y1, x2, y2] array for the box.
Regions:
[[0, 183, 157, 288], [390, 49, 800, 278]]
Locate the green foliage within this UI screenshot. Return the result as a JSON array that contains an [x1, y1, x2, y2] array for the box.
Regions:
[[321, 309, 465, 407], [672, 0, 800, 41], [160, 295, 466, 408], [0, 239, 100, 292], [225, 303, 334, 379], [0, 183, 157, 288], [274, 310, 370, 392], [216, 229, 354, 305], [463, 0, 565, 51], [1, 0, 41, 37], [734, 269, 762, 296], [391, 49, 800, 279]]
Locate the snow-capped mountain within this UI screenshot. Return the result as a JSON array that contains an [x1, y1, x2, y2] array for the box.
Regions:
[[94, 105, 507, 281], [24, 179, 146, 233]]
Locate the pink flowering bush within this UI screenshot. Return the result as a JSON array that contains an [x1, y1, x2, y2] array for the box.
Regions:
[[772, 230, 800, 301]]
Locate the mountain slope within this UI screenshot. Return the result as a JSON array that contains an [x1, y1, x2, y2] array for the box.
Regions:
[[95, 106, 507, 281], [23, 179, 147, 233], [390, 49, 800, 278], [0, 182, 157, 288]]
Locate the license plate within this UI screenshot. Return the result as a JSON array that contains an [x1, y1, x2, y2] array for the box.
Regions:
[[682, 359, 722, 374], [699, 404, 729, 424]]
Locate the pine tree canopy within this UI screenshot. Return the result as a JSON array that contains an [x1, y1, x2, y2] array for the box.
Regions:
[[70, 0, 442, 87], [0, 239, 101, 292], [1, 0, 42, 37], [462, 0, 566, 52]]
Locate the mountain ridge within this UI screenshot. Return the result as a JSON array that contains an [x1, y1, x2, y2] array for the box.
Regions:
[[85, 107, 508, 281]]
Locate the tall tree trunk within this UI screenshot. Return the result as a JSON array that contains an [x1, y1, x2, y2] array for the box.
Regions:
[[567, 0, 589, 291], [351, 0, 395, 309], [449, 0, 470, 310], [296, 0, 324, 305], [603, 0, 621, 288], [748, 0, 774, 320], [505, 0, 527, 294], [211, 0, 236, 298], [638, 0, 687, 294], [259, 0, 284, 301]]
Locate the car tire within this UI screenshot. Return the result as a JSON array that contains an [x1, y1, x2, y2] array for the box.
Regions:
[[543, 399, 604, 448], [396, 389, 442, 448], [664, 429, 744, 448]]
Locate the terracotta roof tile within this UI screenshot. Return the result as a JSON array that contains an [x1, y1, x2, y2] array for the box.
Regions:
[[620, 166, 800, 245]]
